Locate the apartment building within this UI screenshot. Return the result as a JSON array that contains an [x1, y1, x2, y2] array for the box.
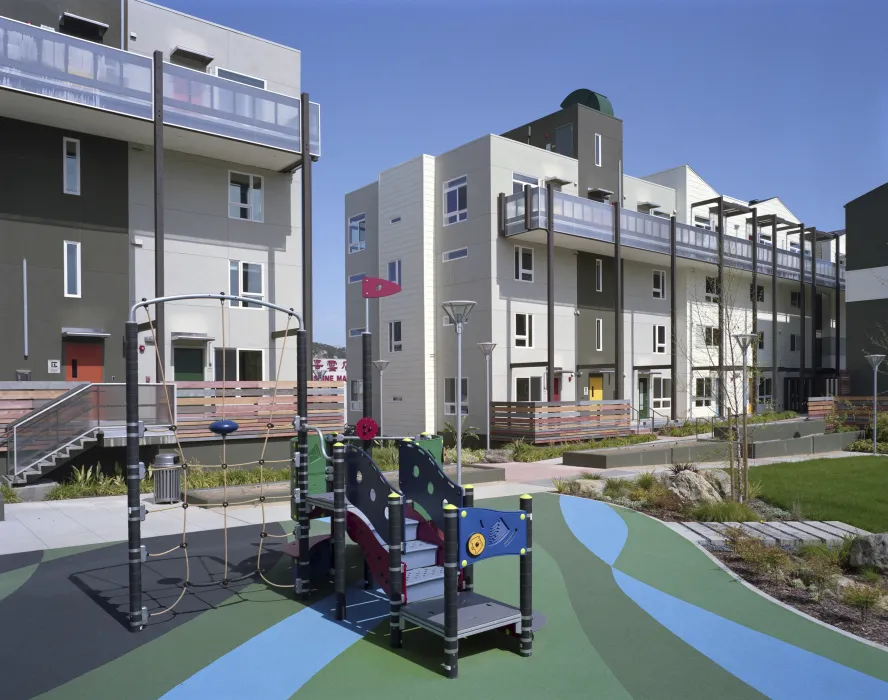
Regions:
[[344, 91, 845, 437], [844, 182, 888, 393], [0, 0, 318, 384]]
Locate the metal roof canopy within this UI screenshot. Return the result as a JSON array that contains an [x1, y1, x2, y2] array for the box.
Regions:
[[61, 327, 110, 338], [690, 195, 754, 219]]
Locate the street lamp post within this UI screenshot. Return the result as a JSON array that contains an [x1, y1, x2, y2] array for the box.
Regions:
[[478, 342, 496, 452], [734, 333, 758, 502], [442, 301, 476, 485], [372, 360, 390, 439], [864, 354, 885, 456]]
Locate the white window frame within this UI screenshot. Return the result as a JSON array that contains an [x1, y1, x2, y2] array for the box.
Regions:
[[387, 259, 402, 286], [653, 325, 666, 354], [215, 65, 266, 89], [651, 209, 669, 219], [516, 376, 543, 402], [695, 377, 713, 407], [652, 376, 671, 409], [349, 328, 364, 338], [443, 175, 468, 226], [704, 326, 720, 347], [350, 379, 363, 411], [444, 377, 468, 415], [443, 315, 454, 327], [63, 137, 80, 196], [63, 240, 81, 298], [750, 284, 765, 302], [758, 377, 773, 405], [694, 215, 713, 231], [705, 276, 720, 303], [760, 232, 773, 246], [514, 246, 534, 282], [348, 272, 365, 284], [595, 318, 603, 352], [228, 171, 264, 222], [442, 247, 468, 262], [236, 348, 265, 381], [652, 270, 665, 299], [512, 173, 539, 195], [388, 320, 402, 352], [515, 313, 533, 348], [228, 260, 265, 309], [595, 258, 603, 292], [594, 133, 602, 167], [348, 213, 366, 254]]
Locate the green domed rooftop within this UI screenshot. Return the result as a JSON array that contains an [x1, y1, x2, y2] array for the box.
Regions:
[[560, 89, 614, 117]]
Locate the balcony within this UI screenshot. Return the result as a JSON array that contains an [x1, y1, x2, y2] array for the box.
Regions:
[[503, 188, 844, 289], [0, 16, 320, 169]]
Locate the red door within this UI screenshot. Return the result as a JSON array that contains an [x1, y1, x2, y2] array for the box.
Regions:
[[64, 340, 104, 382], [553, 377, 561, 402]]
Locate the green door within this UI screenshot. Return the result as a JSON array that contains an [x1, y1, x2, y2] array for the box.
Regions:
[[638, 377, 650, 419], [173, 347, 204, 381]]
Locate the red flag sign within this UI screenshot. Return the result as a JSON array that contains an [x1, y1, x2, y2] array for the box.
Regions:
[[362, 276, 401, 299]]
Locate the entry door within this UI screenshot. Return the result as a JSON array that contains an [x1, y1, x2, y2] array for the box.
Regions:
[[552, 377, 561, 402], [784, 377, 801, 412], [63, 340, 104, 382], [638, 377, 650, 418], [588, 374, 604, 401], [173, 347, 204, 381]]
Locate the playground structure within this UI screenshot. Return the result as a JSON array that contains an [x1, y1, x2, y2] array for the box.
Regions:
[[123, 290, 537, 678]]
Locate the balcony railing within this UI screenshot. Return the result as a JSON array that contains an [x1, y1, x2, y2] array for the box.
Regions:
[[504, 188, 844, 289], [0, 16, 320, 156]]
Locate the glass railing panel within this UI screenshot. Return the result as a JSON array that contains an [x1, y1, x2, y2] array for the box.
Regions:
[[163, 62, 302, 152], [309, 101, 321, 157], [552, 192, 612, 242], [503, 191, 526, 236], [0, 16, 152, 119], [675, 223, 719, 264], [724, 236, 753, 271], [621, 209, 670, 254]]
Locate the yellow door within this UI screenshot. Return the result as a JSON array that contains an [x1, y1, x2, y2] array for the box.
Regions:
[[588, 374, 604, 400]]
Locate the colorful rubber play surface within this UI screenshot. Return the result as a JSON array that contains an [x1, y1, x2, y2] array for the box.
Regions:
[[2, 494, 888, 699]]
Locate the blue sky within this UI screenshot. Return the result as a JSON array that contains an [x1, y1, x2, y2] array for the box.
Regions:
[[164, 0, 887, 346]]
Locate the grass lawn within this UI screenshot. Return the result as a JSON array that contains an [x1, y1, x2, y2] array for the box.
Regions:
[[755, 456, 888, 533]]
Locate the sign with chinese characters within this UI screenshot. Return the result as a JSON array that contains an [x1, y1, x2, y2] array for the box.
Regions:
[[313, 358, 347, 382], [48, 359, 61, 374]]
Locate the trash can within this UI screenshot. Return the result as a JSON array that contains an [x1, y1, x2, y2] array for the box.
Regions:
[[416, 433, 444, 465], [153, 452, 182, 504]]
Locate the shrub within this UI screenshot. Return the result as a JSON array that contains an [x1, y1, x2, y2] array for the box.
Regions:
[[747, 479, 763, 501], [688, 500, 758, 523], [798, 541, 842, 568], [552, 477, 582, 496], [841, 584, 882, 621], [844, 440, 888, 455], [507, 434, 657, 462], [837, 534, 863, 571], [603, 478, 629, 498], [579, 473, 601, 480], [669, 462, 698, 475], [443, 447, 484, 465], [0, 483, 23, 504], [634, 472, 655, 490], [791, 558, 839, 592], [442, 418, 479, 449], [859, 567, 882, 585]]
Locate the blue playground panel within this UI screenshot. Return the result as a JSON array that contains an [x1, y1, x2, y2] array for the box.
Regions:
[[457, 507, 528, 567]]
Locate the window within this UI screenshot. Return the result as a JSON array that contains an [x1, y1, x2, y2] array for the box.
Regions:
[[348, 213, 366, 253], [348, 272, 365, 284], [652, 377, 672, 409], [350, 380, 363, 411], [387, 259, 402, 286], [63, 138, 80, 195], [444, 176, 468, 225], [704, 327, 720, 347], [760, 232, 773, 246], [349, 328, 364, 338], [512, 173, 538, 195], [388, 321, 402, 352], [653, 325, 666, 354], [750, 284, 765, 302], [596, 259, 603, 292], [64, 240, 81, 298], [651, 210, 669, 219], [229, 172, 263, 222], [758, 377, 773, 405], [789, 240, 800, 253], [442, 247, 468, 262], [652, 270, 665, 299], [229, 260, 264, 307], [554, 123, 573, 157], [595, 318, 603, 352], [213, 348, 263, 380], [516, 377, 543, 402], [694, 215, 713, 231], [705, 276, 720, 303], [594, 133, 602, 167], [216, 66, 266, 89], [758, 331, 765, 350], [514, 246, 534, 282], [790, 334, 797, 352], [695, 377, 713, 407], [444, 377, 468, 415], [515, 313, 533, 347], [790, 291, 801, 308]]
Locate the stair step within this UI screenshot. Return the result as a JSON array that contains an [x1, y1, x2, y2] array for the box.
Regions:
[[352, 507, 419, 542], [405, 565, 444, 603], [383, 538, 438, 570]]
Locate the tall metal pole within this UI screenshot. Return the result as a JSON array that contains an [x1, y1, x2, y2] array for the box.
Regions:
[[443, 504, 459, 679], [614, 200, 623, 400], [456, 321, 463, 485], [546, 183, 555, 402], [295, 328, 310, 598], [333, 442, 346, 620], [874, 365, 878, 456], [519, 494, 533, 658], [742, 347, 749, 501], [362, 326, 373, 455], [300, 93, 313, 356], [835, 235, 841, 380], [669, 215, 677, 420], [717, 198, 725, 416], [153, 51, 165, 375], [799, 224, 807, 406], [485, 353, 491, 451], [125, 321, 143, 631], [379, 368, 385, 438], [771, 219, 778, 410], [751, 209, 759, 408], [388, 492, 403, 648]]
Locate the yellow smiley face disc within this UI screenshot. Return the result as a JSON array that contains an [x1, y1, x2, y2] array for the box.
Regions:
[[467, 532, 486, 557]]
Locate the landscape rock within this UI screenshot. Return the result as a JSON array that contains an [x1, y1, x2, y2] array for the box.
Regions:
[[835, 576, 857, 595], [849, 534, 888, 573], [483, 449, 513, 464], [665, 470, 722, 505], [702, 469, 732, 498], [578, 479, 606, 497]]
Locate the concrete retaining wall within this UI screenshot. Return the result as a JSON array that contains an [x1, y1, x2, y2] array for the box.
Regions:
[[563, 440, 730, 469], [751, 430, 861, 459], [714, 419, 826, 443]]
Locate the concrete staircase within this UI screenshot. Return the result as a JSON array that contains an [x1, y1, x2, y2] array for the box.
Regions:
[[3, 432, 99, 486]]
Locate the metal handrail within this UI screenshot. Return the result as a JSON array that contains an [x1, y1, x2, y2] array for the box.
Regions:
[[8, 383, 93, 432]]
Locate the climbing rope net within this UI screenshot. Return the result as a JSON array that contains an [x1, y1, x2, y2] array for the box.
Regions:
[[138, 295, 300, 618]]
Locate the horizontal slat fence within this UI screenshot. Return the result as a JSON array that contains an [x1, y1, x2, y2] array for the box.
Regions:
[[490, 400, 632, 445], [0, 383, 84, 432], [175, 381, 345, 441], [832, 396, 888, 428], [806, 396, 835, 421]]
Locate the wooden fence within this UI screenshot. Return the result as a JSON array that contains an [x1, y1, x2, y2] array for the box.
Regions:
[[490, 400, 632, 445], [175, 381, 345, 441], [806, 396, 835, 421], [807, 395, 887, 429]]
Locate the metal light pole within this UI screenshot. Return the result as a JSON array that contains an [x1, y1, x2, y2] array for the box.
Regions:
[[442, 301, 476, 485], [734, 333, 758, 502], [864, 354, 885, 456], [373, 360, 390, 438], [478, 342, 496, 452]]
